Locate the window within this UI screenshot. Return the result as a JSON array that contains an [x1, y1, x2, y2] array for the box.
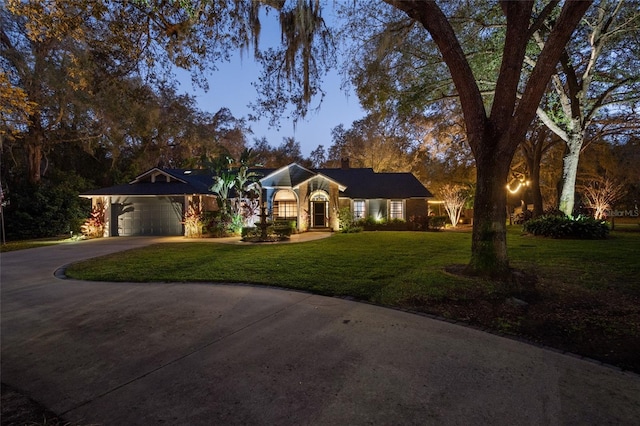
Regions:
[[274, 190, 298, 219], [353, 200, 365, 220], [390, 200, 403, 220], [276, 201, 297, 218]]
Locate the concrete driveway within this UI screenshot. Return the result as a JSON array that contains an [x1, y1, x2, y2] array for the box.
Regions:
[[2, 237, 639, 425]]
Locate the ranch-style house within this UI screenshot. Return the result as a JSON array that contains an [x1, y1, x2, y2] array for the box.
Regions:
[[80, 161, 433, 237]]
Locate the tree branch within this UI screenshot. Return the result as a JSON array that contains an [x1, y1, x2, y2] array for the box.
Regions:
[[536, 107, 568, 142], [512, 1, 592, 144], [383, 0, 486, 154]]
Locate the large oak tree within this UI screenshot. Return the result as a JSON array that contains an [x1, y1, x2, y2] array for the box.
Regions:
[[375, 1, 591, 277]]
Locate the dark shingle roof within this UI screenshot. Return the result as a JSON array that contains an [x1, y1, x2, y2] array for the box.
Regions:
[[81, 181, 206, 196], [317, 168, 433, 199], [80, 168, 213, 197], [81, 165, 432, 199]]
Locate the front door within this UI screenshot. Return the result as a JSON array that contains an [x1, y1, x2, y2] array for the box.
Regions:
[[313, 201, 326, 227]]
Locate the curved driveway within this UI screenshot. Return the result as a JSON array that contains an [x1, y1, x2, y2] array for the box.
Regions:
[[2, 237, 639, 425]]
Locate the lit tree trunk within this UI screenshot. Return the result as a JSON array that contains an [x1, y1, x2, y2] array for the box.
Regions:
[[533, 1, 635, 217], [558, 131, 584, 217]]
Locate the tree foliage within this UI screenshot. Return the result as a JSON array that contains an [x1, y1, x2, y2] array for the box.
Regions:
[[251, 136, 310, 168], [327, 113, 417, 172]]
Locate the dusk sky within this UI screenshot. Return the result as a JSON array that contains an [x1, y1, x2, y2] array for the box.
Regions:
[[176, 6, 366, 158], [177, 56, 366, 158]]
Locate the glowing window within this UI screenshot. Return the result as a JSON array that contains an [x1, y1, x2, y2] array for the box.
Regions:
[[353, 200, 365, 220], [274, 190, 297, 218], [276, 201, 297, 218], [390, 200, 403, 220], [311, 192, 328, 202]]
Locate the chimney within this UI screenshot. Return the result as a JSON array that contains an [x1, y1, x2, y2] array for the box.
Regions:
[[341, 158, 350, 169]]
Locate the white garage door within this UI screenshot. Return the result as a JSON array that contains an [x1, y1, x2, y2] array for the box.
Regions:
[[112, 197, 183, 236]]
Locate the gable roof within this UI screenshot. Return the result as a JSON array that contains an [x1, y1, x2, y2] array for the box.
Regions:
[[257, 163, 316, 188], [256, 164, 347, 192], [80, 164, 432, 199], [80, 168, 213, 197]]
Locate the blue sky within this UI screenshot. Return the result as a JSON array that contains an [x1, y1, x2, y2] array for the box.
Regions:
[[176, 57, 365, 158], [175, 5, 366, 158]]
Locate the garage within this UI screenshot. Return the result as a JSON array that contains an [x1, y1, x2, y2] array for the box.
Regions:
[[80, 168, 213, 238], [111, 197, 183, 236]]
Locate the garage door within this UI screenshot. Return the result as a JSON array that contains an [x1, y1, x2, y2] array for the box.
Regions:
[[111, 197, 183, 236]]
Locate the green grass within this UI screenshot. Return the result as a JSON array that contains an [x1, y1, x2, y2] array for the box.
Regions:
[[66, 229, 640, 299], [509, 231, 640, 293], [65, 228, 640, 372], [0, 237, 70, 252], [66, 232, 477, 305]]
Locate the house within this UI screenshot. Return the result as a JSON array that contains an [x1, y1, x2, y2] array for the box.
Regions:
[[80, 162, 433, 237]]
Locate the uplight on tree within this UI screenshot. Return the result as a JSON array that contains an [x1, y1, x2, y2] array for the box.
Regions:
[[439, 184, 469, 228], [581, 177, 626, 220]]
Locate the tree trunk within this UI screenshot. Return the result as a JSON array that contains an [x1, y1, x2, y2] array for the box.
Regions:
[[523, 131, 546, 217], [467, 143, 512, 278], [530, 164, 544, 217], [26, 119, 44, 184], [558, 134, 583, 217]]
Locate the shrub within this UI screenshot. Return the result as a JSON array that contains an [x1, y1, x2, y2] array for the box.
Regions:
[[341, 225, 363, 233], [241, 226, 259, 238], [81, 205, 107, 238], [202, 211, 245, 237], [227, 213, 245, 235], [356, 216, 378, 229], [338, 207, 359, 233], [409, 215, 429, 231], [428, 216, 448, 230], [273, 225, 292, 239], [3, 173, 91, 240], [523, 215, 609, 239], [203, 212, 231, 237], [183, 204, 204, 238], [274, 220, 297, 234], [354, 217, 408, 231]]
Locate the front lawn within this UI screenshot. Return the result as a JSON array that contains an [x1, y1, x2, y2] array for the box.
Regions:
[[66, 228, 640, 372], [0, 237, 69, 252]]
